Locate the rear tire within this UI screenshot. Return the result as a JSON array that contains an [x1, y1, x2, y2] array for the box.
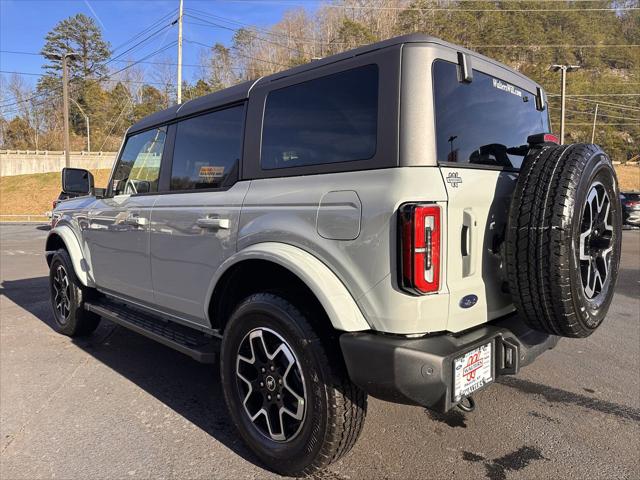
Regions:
[[48, 249, 100, 336], [220, 293, 367, 476], [506, 143, 622, 338]]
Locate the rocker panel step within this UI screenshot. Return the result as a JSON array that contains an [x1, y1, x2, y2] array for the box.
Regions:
[[85, 299, 219, 363]]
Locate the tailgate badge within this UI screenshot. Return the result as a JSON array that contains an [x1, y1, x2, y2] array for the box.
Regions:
[[447, 172, 462, 188], [460, 294, 478, 309]]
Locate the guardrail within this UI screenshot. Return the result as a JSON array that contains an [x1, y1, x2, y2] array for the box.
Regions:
[[0, 214, 50, 223], [0, 151, 117, 176]]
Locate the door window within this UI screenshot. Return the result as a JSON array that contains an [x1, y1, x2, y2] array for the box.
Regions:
[[112, 127, 166, 195], [170, 105, 244, 191]]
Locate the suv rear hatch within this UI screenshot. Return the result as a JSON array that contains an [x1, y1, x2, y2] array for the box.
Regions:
[[432, 60, 550, 332]]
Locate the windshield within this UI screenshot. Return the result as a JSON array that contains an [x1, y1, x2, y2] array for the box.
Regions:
[[433, 60, 550, 170]]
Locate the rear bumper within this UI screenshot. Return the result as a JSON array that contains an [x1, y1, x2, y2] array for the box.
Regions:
[[339, 314, 559, 412]]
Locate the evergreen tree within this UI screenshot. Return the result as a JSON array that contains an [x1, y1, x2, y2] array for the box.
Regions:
[[40, 13, 111, 79]]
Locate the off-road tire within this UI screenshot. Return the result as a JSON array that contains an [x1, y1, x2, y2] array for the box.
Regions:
[[506, 143, 622, 338], [48, 249, 101, 336], [220, 293, 367, 477]]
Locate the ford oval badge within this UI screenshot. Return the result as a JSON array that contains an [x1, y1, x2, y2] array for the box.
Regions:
[[460, 294, 478, 309]]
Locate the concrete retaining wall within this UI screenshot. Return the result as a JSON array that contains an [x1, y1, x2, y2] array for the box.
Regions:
[[0, 151, 117, 176]]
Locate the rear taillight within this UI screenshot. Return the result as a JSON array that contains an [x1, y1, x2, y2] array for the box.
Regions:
[[398, 203, 441, 295]]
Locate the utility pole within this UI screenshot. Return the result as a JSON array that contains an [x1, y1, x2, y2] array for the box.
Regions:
[[70, 98, 90, 152], [591, 103, 599, 144], [45, 51, 80, 165], [550, 64, 581, 144], [177, 0, 184, 104], [62, 55, 71, 166]]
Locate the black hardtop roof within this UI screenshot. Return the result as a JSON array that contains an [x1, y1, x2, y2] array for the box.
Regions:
[[128, 34, 534, 134]]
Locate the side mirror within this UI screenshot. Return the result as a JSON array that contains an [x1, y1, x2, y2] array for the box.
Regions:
[[136, 181, 151, 194], [62, 168, 94, 196]]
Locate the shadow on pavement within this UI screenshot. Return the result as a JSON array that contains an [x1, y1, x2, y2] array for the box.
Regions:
[[497, 376, 640, 422], [0, 276, 263, 472]]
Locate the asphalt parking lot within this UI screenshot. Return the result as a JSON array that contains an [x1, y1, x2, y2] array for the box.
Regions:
[[1, 224, 638, 480]]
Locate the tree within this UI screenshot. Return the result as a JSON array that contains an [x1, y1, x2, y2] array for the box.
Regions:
[[133, 85, 166, 120], [3, 117, 33, 150], [40, 13, 111, 79], [208, 43, 237, 90], [6, 74, 41, 149]]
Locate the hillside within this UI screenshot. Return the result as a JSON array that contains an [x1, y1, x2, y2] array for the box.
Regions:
[[0, 170, 111, 216]]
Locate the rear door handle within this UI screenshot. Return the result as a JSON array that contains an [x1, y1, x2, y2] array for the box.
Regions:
[[462, 209, 476, 277], [196, 217, 230, 230]]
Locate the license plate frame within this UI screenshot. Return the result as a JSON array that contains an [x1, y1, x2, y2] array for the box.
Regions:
[[453, 341, 494, 403]]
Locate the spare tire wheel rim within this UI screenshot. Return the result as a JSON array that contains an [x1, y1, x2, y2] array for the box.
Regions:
[[579, 181, 614, 301], [52, 264, 71, 323], [235, 327, 307, 442]]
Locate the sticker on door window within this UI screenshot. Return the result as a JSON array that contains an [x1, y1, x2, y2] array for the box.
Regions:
[[199, 166, 225, 182]]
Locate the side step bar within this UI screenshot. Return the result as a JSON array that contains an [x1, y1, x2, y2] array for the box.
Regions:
[[85, 299, 219, 363]]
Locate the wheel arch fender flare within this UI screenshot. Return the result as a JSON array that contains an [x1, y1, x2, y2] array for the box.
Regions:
[[45, 225, 94, 288], [206, 242, 371, 332]]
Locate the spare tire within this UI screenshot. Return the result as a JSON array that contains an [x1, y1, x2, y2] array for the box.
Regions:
[[506, 143, 622, 338]]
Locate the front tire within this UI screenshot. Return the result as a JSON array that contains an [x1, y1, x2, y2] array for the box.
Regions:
[[49, 249, 100, 336], [220, 293, 367, 476]]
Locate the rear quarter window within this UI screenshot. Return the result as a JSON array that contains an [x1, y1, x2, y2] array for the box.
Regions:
[[261, 64, 378, 170], [433, 60, 549, 170]]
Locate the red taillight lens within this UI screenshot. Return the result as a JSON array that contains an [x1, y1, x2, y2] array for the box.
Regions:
[[527, 132, 559, 145], [399, 203, 441, 295]]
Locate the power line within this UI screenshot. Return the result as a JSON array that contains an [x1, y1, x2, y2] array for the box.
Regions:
[[1, 23, 178, 111], [184, 38, 290, 68], [0, 70, 172, 87], [212, 0, 639, 9], [314, 4, 639, 12], [564, 122, 640, 126], [473, 44, 640, 48], [548, 93, 640, 97], [1, 14, 178, 110], [1, 41, 178, 114], [110, 8, 177, 54], [184, 13, 307, 56], [547, 106, 640, 121]]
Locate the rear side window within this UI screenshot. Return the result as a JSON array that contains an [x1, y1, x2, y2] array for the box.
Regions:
[[261, 64, 378, 170], [433, 60, 549, 170], [170, 105, 244, 190]]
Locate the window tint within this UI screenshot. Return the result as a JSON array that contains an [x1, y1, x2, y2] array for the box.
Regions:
[[112, 127, 166, 195], [261, 64, 378, 170], [433, 60, 550, 170], [170, 106, 244, 190]]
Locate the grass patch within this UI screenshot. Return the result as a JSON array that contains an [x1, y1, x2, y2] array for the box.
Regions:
[[0, 170, 111, 216], [615, 165, 640, 193]]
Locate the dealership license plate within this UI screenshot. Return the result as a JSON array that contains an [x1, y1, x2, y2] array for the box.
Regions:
[[453, 342, 493, 402]]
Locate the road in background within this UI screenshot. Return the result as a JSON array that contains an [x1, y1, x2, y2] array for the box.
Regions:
[[1, 224, 638, 479]]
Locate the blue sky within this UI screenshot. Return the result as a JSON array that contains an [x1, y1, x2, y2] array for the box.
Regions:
[[0, 0, 318, 86]]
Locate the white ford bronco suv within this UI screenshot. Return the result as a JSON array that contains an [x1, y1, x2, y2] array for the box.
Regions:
[[46, 34, 622, 476]]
